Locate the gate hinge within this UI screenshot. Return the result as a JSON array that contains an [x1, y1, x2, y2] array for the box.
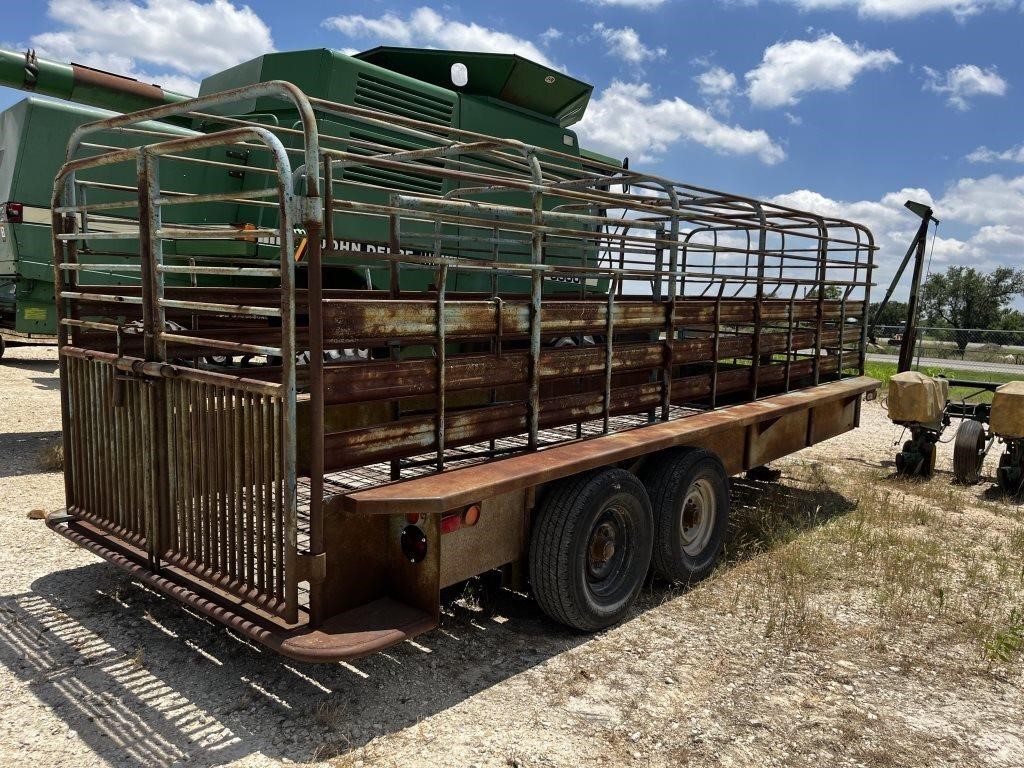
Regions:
[[296, 551, 326, 584]]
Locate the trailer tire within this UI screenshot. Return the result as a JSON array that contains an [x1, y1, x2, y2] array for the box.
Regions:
[[640, 448, 729, 585], [952, 419, 985, 485], [529, 468, 653, 631]]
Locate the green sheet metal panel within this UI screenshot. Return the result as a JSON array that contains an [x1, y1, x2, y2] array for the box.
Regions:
[[356, 47, 592, 127]]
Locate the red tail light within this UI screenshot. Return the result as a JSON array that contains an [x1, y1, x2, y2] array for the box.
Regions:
[[3, 202, 23, 224], [400, 525, 428, 563]]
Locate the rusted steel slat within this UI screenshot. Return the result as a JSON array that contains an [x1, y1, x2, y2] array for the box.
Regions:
[[322, 356, 853, 471], [320, 330, 827, 406], [320, 297, 856, 346]]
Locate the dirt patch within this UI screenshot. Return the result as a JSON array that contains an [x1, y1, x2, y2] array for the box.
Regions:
[[1, 351, 1021, 767]]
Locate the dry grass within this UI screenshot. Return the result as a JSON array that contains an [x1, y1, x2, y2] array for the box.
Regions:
[[703, 462, 1024, 669]]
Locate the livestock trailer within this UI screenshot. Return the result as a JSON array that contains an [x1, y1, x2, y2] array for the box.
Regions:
[[46, 53, 878, 661]]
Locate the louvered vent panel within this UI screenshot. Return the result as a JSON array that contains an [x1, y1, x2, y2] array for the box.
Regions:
[[341, 74, 456, 195], [354, 74, 455, 126]]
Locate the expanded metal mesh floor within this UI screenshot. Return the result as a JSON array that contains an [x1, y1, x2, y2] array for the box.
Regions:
[[296, 404, 701, 529]]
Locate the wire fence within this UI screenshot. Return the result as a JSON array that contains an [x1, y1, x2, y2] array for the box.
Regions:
[[870, 325, 1024, 369]]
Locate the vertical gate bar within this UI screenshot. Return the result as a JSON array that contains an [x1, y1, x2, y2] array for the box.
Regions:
[[785, 284, 797, 393], [433, 206, 448, 470], [169, 382, 181, 553], [813, 218, 828, 386], [221, 387, 233, 579], [116, 370, 127, 529], [244, 392, 255, 589], [838, 286, 849, 377], [751, 203, 768, 401], [233, 391, 245, 588], [306, 169, 325, 624], [603, 278, 617, 433], [51, 187, 76, 510], [711, 281, 724, 409], [180, 382, 192, 561], [190, 381, 201, 563], [526, 150, 543, 451], [858, 229, 874, 376], [139, 381, 153, 551], [88, 361, 100, 524], [262, 395, 274, 596], [214, 386, 226, 575], [659, 224, 674, 422], [253, 393, 265, 594], [273, 397, 284, 601], [194, 382, 205, 566]]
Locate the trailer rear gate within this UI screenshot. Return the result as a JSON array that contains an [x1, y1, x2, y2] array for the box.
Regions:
[[46, 80, 878, 661]]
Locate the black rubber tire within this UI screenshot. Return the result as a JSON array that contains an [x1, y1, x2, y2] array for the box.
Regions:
[[952, 419, 985, 485], [640, 448, 730, 585], [0, 335, 5, 360], [922, 440, 937, 477], [897, 439, 935, 478], [997, 452, 1023, 496], [529, 468, 653, 631]]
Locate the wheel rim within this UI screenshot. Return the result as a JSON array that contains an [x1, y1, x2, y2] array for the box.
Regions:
[[586, 505, 632, 597], [679, 478, 716, 556]]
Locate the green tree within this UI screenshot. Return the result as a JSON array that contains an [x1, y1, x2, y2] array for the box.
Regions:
[[869, 300, 908, 330], [920, 266, 1024, 353]]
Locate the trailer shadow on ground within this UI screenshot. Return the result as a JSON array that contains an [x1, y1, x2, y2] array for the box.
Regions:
[[0, 430, 62, 479], [0, 478, 858, 767], [0, 352, 59, 390]]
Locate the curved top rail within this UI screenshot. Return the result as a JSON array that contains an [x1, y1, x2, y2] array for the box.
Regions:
[[64, 80, 321, 198]]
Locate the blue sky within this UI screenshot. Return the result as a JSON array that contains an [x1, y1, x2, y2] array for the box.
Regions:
[[3, 0, 1024, 294]]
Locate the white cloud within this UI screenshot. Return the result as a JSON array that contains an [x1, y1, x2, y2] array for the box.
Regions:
[[592, 23, 666, 64], [745, 33, 900, 108], [539, 28, 563, 46], [576, 80, 785, 164], [923, 64, 1007, 110], [695, 66, 737, 96], [966, 144, 1024, 163], [584, 0, 669, 7], [32, 0, 273, 86], [766, 0, 1014, 20], [938, 174, 1024, 225], [323, 7, 556, 70], [772, 174, 1024, 292]]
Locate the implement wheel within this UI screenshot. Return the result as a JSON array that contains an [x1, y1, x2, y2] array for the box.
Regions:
[[896, 438, 936, 478], [997, 451, 1024, 496], [640, 448, 729, 585], [952, 420, 986, 485], [529, 468, 653, 631]]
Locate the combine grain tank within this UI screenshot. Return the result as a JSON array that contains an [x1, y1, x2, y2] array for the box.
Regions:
[[45, 50, 879, 660], [0, 49, 193, 355]]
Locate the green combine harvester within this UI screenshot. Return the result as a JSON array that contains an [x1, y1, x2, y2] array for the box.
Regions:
[[0, 46, 615, 358]]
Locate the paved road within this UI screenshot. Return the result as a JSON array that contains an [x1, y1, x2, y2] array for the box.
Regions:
[[866, 353, 1023, 376]]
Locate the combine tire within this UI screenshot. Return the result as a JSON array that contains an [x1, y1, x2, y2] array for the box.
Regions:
[[529, 468, 653, 631], [952, 420, 986, 485], [640, 448, 729, 585]]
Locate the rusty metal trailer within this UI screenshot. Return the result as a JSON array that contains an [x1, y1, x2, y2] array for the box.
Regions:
[[46, 79, 878, 662]]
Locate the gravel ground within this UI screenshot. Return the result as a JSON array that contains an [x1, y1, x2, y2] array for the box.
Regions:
[[1, 348, 1022, 768]]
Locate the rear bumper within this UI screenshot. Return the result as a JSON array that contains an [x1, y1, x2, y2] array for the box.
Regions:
[[46, 514, 435, 663]]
